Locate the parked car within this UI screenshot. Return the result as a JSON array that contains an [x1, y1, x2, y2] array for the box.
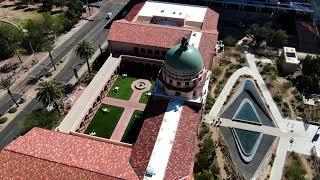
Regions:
[[106, 12, 112, 19]]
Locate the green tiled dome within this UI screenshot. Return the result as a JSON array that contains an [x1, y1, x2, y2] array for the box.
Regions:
[[164, 44, 203, 74]]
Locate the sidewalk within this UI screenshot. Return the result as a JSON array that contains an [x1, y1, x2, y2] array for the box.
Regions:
[[0, 7, 100, 100]]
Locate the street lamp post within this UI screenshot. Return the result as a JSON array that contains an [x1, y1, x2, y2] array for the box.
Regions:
[[48, 50, 56, 70], [16, 50, 23, 64]]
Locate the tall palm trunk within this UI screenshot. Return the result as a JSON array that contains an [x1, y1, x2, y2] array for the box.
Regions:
[[53, 100, 61, 114], [7, 89, 19, 107], [86, 57, 91, 74]]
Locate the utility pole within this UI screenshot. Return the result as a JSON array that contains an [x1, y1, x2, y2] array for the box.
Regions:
[[16, 50, 23, 64], [99, 44, 103, 54]]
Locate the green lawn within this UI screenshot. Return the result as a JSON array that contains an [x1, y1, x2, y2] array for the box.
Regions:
[[20, 108, 62, 135], [121, 110, 144, 144], [139, 81, 155, 104], [107, 77, 137, 100], [85, 104, 124, 139]]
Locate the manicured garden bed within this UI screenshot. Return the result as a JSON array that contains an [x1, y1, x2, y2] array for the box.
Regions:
[[85, 104, 124, 139], [107, 77, 137, 100], [121, 110, 144, 144]]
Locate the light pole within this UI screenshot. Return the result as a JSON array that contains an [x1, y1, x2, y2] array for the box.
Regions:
[[48, 49, 56, 70]]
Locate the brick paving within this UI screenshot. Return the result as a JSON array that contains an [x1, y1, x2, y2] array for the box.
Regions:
[[108, 79, 152, 141]]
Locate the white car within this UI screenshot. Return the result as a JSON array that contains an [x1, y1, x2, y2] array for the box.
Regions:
[[106, 12, 112, 19]]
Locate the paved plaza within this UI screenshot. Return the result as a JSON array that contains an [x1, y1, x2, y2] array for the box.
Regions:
[[109, 79, 151, 141], [204, 52, 320, 179]]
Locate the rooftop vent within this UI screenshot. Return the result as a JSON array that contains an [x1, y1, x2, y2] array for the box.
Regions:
[[179, 12, 182, 15], [146, 167, 156, 177], [161, 9, 164, 13], [173, 11, 176, 14]]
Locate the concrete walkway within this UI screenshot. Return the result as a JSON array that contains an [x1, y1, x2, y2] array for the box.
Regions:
[[204, 52, 320, 180], [109, 79, 151, 141], [204, 67, 253, 121]]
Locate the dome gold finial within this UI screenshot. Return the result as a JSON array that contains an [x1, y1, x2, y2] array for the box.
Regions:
[[180, 37, 189, 49]]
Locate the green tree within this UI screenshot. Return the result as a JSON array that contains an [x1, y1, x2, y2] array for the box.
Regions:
[[41, 0, 54, 11], [223, 36, 237, 47], [75, 40, 95, 74], [23, 14, 56, 53], [270, 29, 288, 48], [285, 152, 307, 180], [0, 23, 23, 60], [36, 80, 64, 113], [66, 0, 84, 23], [0, 77, 19, 107], [195, 170, 214, 180], [301, 55, 320, 76], [246, 23, 272, 46]]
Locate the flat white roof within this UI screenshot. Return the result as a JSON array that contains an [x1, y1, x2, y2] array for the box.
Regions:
[[144, 100, 183, 179], [189, 31, 202, 49], [57, 55, 121, 133], [283, 46, 299, 64], [137, 1, 207, 23]]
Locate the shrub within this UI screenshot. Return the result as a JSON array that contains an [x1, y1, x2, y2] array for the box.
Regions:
[[18, 97, 26, 104], [195, 170, 214, 180], [0, 116, 8, 124], [256, 48, 266, 57], [273, 94, 282, 103], [212, 67, 222, 77], [8, 107, 17, 113], [224, 36, 237, 47], [285, 152, 307, 179], [199, 125, 210, 140], [281, 81, 293, 93], [45, 72, 53, 77], [210, 163, 220, 176], [235, 44, 248, 53]]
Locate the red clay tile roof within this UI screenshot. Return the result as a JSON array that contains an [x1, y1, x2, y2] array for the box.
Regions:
[[124, 1, 145, 22], [164, 105, 202, 179], [199, 32, 218, 69], [202, 7, 219, 31], [2, 128, 138, 179], [129, 99, 169, 178], [0, 150, 111, 179], [108, 20, 192, 48]]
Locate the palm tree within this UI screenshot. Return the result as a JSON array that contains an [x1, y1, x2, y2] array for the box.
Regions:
[[75, 40, 95, 74], [0, 77, 19, 107], [36, 80, 64, 113]]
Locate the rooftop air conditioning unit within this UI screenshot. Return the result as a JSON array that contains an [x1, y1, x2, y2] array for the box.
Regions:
[[145, 167, 156, 177]]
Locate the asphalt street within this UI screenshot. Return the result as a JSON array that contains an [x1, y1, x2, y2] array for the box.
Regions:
[[0, 0, 130, 148]]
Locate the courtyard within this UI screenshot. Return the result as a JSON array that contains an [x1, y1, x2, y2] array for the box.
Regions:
[[82, 75, 154, 143]]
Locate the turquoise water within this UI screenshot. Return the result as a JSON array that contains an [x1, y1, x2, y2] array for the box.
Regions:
[[234, 128, 261, 155], [235, 101, 260, 123]]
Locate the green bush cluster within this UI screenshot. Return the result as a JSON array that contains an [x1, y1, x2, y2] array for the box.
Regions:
[[297, 55, 320, 94], [223, 36, 237, 47], [45, 72, 53, 77], [284, 152, 307, 180], [18, 97, 26, 104], [8, 107, 17, 113], [0, 116, 8, 124], [194, 135, 219, 179]]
